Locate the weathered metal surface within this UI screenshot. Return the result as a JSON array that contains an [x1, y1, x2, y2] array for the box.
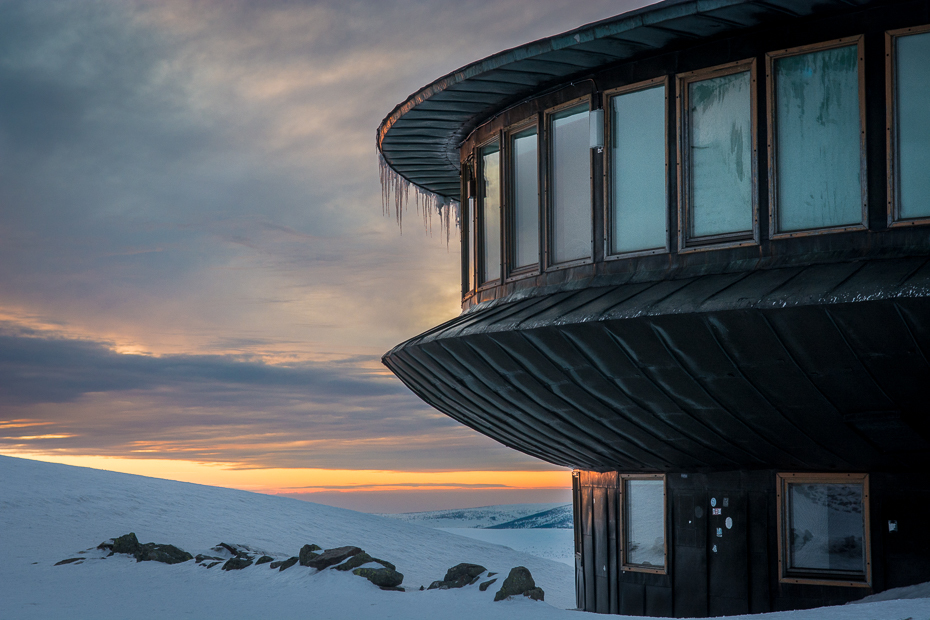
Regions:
[[376, 0, 882, 200], [384, 257, 930, 472]]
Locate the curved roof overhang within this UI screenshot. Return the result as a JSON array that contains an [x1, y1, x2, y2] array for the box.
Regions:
[[376, 0, 874, 201]]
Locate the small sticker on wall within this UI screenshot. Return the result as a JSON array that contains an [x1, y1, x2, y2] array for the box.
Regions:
[[712, 544, 718, 553], [711, 497, 717, 507], [712, 508, 722, 516], [716, 527, 723, 538], [723, 497, 729, 508], [725, 517, 733, 530]]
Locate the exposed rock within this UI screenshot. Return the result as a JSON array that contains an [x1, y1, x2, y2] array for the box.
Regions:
[[205, 561, 221, 569], [428, 563, 486, 589], [195, 554, 223, 564], [479, 578, 497, 591], [353, 567, 404, 588], [305, 546, 362, 570], [215, 542, 239, 556], [255, 555, 274, 565], [494, 566, 540, 602], [98, 533, 141, 556], [298, 544, 322, 566], [487, 572, 497, 577], [419, 586, 425, 591], [524, 587, 545, 601], [137, 543, 193, 564], [380, 586, 405, 592], [270, 557, 299, 571], [334, 552, 396, 572], [55, 558, 83, 566], [222, 557, 254, 571]]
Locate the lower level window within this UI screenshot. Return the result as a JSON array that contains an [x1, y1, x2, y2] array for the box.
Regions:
[[622, 474, 666, 573], [777, 473, 870, 586]]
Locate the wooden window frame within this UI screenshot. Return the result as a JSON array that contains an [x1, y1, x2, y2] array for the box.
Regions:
[[775, 472, 871, 588], [544, 96, 594, 272], [476, 135, 503, 290], [886, 24, 930, 229], [603, 76, 671, 261], [766, 36, 868, 239], [677, 58, 759, 253], [504, 118, 542, 282], [620, 473, 668, 575]]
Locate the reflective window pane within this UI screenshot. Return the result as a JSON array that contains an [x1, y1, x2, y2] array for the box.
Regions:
[[550, 105, 591, 264], [512, 128, 539, 270], [896, 31, 930, 220], [688, 70, 753, 238], [467, 197, 475, 291], [624, 479, 665, 567], [775, 45, 862, 232], [480, 143, 501, 284], [611, 85, 666, 254], [787, 483, 865, 574]]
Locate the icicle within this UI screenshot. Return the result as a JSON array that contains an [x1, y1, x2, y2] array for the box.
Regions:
[[378, 152, 461, 247]]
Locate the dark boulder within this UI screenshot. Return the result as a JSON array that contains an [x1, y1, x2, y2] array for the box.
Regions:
[[216, 542, 238, 556], [205, 561, 221, 568], [494, 566, 541, 601], [195, 554, 223, 564], [524, 587, 545, 601], [353, 567, 404, 588], [137, 543, 193, 565], [479, 578, 497, 592], [99, 533, 141, 557], [334, 552, 396, 572], [380, 586, 405, 592], [298, 544, 322, 566], [222, 557, 254, 570], [255, 555, 274, 565], [427, 563, 486, 589], [270, 557, 299, 571], [305, 546, 362, 570]]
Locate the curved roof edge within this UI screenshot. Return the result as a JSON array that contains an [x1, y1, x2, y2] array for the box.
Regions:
[[376, 0, 871, 201]]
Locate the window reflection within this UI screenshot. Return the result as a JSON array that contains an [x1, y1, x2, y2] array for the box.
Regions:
[[894, 30, 930, 221], [550, 104, 591, 264], [786, 482, 865, 575], [479, 142, 501, 284], [511, 128, 539, 271], [624, 478, 665, 568]]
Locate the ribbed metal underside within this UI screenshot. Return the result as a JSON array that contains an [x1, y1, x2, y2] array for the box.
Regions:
[[383, 257, 930, 472], [376, 0, 874, 200]]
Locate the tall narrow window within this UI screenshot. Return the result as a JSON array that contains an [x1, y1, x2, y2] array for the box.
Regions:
[[479, 141, 501, 285], [549, 103, 592, 265], [467, 195, 476, 293], [679, 60, 756, 249], [622, 474, 666, 573], [777, 473, 870, 586], [608, 80, 667, 256], [510, 127, 539, 273], [769, 39, 865, 235], [889, 26, 930, 224]]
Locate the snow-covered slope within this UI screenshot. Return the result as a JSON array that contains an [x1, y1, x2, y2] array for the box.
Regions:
[[380, 503, 566, 529], [2, 454, 930, 620], [486, 504, 573, 529]]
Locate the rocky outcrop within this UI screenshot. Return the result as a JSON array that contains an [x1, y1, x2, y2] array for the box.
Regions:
[[298, 544, 322, 566], [255, 555, 274, 565], [494, 567, 543, 601], [353, 567, 404, 589], [479, 578, 497, 591], [304, 546, 362, 570], [97, 533, 193, 565], [270, 557, 299, 571], [427, 563, 486, 590], [222, 556, 254, 571], [55, 558, 83, 566], [334, 552, 395, 572]]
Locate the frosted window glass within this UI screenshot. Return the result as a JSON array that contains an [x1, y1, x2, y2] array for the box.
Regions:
[[512, 128, 539, 269], [787, 483, 865, 573], [611, 86, 666, 254], [689, 71, 753, 238], [775, 45, 861, 232], [480, 144, 501, 284], [625, 479, 665, 567], [550, 105, 591, 264], [896, 31, 930, 220]]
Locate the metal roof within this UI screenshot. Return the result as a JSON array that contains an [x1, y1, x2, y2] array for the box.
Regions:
[[376, 0, 873, 201]]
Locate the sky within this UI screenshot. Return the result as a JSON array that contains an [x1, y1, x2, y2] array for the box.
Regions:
[[0, 0, 652, 512]]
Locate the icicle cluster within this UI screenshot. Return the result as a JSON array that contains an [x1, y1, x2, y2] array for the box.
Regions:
[[379, 153, 460, 246]]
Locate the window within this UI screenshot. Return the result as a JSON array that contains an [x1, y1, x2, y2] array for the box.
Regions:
[[509, 125, 539, 274], [462, 163, 476, 296], [606, 78, 668, 257], [768, 38, 866, 237], [678, 60, 757, 251], [888, 25, 930, 226], [621, 474, 666, 573], [776, 473, 870, 587], [478, 140, 501, 285], [548, 101, 592, 266]]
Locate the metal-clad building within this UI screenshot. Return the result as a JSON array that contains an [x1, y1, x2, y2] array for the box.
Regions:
[[378, 0, 930, 615]]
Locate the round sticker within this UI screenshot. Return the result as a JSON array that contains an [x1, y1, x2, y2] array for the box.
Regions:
[[711, 497, 717, 507], [725, 516, 733, 530]]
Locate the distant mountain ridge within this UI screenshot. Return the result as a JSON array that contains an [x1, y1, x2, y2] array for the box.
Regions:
[[485, 505, 572, 530]]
